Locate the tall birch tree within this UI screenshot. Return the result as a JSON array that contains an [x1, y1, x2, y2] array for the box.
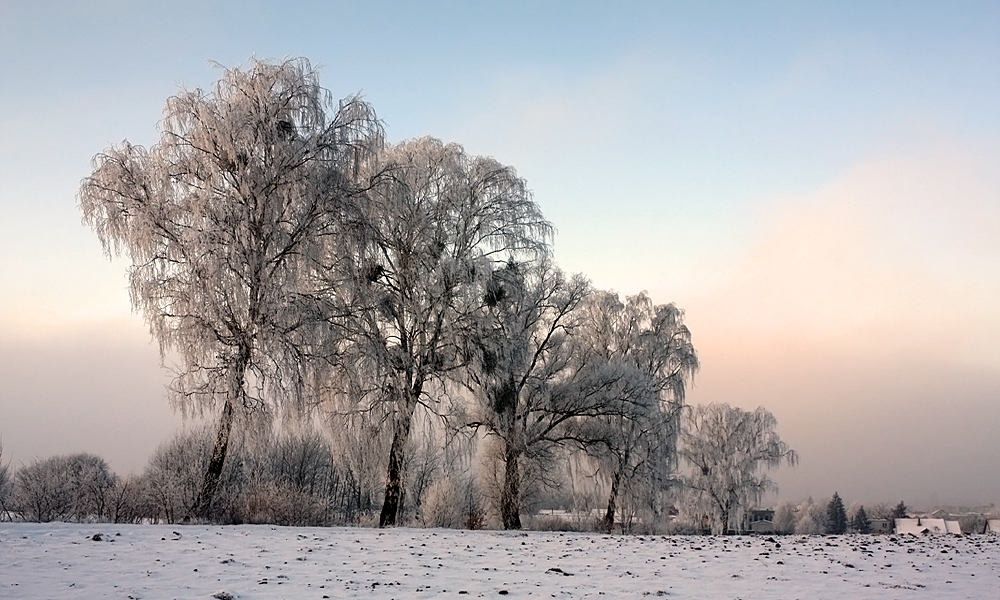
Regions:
[[464, 261, 660, 529], [464, 261, 588, 529], [337, 137, 550, 526], [680, 403, 798, 534], [576, 291, 698, 531], [79, 58, 380, 519]]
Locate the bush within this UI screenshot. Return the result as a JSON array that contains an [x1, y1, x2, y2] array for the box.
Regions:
[[137, 426, 216, 523], [463, 482, 487, 531], [660, 515, 703, 535], [238, 481, 328, 526], [420, 477, 462, 528], [12, 453, 118, 522], [531, 514, 588, 532]]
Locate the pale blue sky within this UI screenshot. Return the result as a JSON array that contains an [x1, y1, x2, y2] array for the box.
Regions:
[[2, 1, 998, 507]]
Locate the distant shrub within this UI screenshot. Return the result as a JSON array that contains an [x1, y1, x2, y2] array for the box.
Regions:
[[531, 514, 587, 532], [137, 426, 217, 523], [660, 516, 703, 535], [238, 481, 329, 526], [420, 478, 462, 528], [12, 453, 117, 522]]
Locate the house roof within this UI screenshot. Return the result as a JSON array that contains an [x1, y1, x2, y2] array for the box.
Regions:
[[895, 518, 961, 535]]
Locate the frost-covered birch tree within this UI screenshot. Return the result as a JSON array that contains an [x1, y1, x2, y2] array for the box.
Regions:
[[463, 261, 588, 529], [334, 137, 550, 526], [79, 58, 380, 519], [575, 291, 698, 531], [679, 403, 797, 534], [464, 261, 656, 529]]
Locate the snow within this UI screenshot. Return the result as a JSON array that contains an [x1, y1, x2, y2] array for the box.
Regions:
[[1, 523, 997, 599]]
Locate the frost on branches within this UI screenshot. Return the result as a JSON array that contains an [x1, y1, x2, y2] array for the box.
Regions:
[[680, 403, 797, 534], [332, 137, 551, 526], [462, 259, 591, 529], [574, 291, 698, 532], [79, 58, 381, 519], [75, 57, 739, 530]]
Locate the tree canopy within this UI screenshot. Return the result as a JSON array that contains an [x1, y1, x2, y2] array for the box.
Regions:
[[71, 57, 819, 532], [80, 58, 381, 517], [335, 136, 552, 526], [827, 492, 847, 534], [680, 403, 797, 534]]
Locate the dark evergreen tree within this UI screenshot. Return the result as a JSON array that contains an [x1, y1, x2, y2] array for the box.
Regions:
[[891, 500, 908, 519], [826, 492, 847, 534], [851, 505, 872, 533]]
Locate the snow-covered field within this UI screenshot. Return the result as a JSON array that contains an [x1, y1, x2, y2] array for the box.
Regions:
[[1, 523, 997, 599]]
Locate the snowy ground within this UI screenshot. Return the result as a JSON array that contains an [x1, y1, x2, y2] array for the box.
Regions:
[[1, 523, 997, 599]]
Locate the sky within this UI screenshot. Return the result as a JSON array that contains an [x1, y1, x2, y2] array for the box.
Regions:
[[1, 0, 998, 509]]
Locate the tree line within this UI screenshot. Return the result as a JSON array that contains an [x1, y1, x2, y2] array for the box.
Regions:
[[3, 58, 798, 531], [772, 496, 910, 535], [1, 400, 797, 532]]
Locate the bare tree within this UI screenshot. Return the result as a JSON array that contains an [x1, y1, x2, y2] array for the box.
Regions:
[[794, 496, 828, 534], [108, 475, 144, 524], [11, 453, 118, 522], [0, 442, 11, 521], [867, 502, 893, 521], [574, 290, 698, 531], [72, 454, 119, 521], [333, 137, 550, 526], [13, 456, 74, 522], [679, 403, 797, 534], [140, 427, 216, 523], [464, 260, 654, 529], [772, 500, 796, 534], [79, 58, 381, 519]]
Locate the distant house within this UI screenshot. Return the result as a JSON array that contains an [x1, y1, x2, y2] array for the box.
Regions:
[[869, 518, 892, 534], [895, 518, 961, 535], [743, 509, 775, 534]]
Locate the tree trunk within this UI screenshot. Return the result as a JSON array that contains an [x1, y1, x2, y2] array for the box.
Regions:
[[500, 443, 521, 530], [718, 498, 733, 535], [379, 400, 416, 527], [188, 397, 235, 522], [602, 467, 622, 533]]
